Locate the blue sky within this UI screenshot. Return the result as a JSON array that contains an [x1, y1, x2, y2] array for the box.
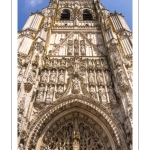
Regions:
[[18, 0, 132, 31]]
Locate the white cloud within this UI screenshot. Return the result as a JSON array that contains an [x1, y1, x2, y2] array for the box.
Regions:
[[25, 0, 44, 8]]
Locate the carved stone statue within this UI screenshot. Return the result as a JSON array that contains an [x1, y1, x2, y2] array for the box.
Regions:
[[46, 85, 54, 103], [67, 46, 72, 55], [88, 70, 95, 85], [55, 85, 64, 99], [96, 71, 103, 85], [57, 85, 64, 93], [72, 77, 80, 94], [89, 86, 97, 99], [53, 59, 57, 67], [49, 70, 56, 83], [61, 59, 66, 66], [80, 46, 85, 55], [58, 70, 65, 84], [40, 70, 48, 83], [74, 40, 79, 55], [98, 86, 107, 103]]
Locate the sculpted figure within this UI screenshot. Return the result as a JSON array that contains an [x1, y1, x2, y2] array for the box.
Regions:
[[67, 46, 72, 55], [46, 85, 54, 102], [41, 70, 48, 83], [89, 86, 97, 99], [88, 59, 92, 66], [49, 70, 56, 83], [98, 86, 107, 102], [96, 71, 103, 85], [61, 59, 66, 66], [58, 70, 65, 84], [80, 46, 85, 54], [89, 86, 95, 93], [53, 59, 57, 67], [37, 85, 44, 99], [88, 70, 95, 85], [67, 40, 73, 55], [58, 85, 63, 93]]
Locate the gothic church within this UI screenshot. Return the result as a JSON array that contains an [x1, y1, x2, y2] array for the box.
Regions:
[[17, 0, 132, 150]]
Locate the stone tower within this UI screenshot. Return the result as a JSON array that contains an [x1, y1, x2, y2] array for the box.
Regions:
[[17, 0, 132, 150]]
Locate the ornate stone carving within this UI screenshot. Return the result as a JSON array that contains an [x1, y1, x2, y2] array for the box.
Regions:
[[74, 39, 79, 56], [104, 70, 111, 85], [34, 41, 44, 53], [72, 77, 80, 94], [88, 70, 95, 86], [40, 70, 48, 83], [116, 67, 128, 91], [98, 86, 107, 103], [36, 84, 45, 101], [49, 70, 56, 84], [58, 70, 65, 84], [96, 70, 104, 85], [80, 40, 86, 56], [55, 85, 64, 99], [89, 86, 97, 99], [67, 40, 73, 55], [45, 85, 54, 103], [27, 70, 36, 84], [42, 118, 107, 150], [108, 85, 117, 104], [18, 67, 26, 82]]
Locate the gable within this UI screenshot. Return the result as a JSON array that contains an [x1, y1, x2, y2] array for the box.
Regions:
[[47, 32, 105, 56]]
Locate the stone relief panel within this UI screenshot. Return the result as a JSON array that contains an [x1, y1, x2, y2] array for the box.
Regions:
[[48, 33, 104, 57]]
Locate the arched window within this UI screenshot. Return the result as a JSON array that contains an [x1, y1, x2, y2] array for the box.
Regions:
[[60, 9, 70, 20], [83, 9, 93, 20]]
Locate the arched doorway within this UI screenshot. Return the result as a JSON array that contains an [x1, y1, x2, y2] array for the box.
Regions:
[[25, 98, 128, 150]]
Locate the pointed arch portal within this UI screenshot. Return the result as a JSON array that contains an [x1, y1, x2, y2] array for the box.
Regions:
[[26, 97, 127, 150]]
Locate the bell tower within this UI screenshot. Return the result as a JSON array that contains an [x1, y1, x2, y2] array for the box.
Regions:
[[17, 0, 132, 150]]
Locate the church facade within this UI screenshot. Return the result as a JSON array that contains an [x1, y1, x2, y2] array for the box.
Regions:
[[17, 0, 132, 150]]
